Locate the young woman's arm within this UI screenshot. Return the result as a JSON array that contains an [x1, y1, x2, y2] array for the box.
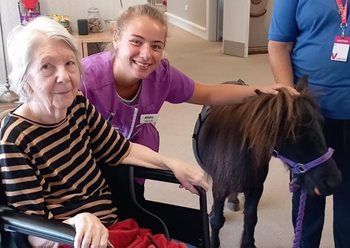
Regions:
[[187, 80, 298, 105]]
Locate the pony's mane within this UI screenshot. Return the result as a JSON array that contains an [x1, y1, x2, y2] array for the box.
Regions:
[[236, 87, 318, 162]]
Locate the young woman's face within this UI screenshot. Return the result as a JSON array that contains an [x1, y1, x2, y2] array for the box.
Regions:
[[25, 39, 80, 114], [114, 16, 166, 81]]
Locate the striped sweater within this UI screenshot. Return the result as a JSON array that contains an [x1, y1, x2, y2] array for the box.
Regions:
[[0, 95, 130, 225]]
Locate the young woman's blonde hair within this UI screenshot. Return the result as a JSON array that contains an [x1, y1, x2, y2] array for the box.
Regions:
[[105, 4, 168, 53]]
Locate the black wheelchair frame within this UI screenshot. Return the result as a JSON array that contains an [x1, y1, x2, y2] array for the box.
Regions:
[[0, 165, 210, 248]]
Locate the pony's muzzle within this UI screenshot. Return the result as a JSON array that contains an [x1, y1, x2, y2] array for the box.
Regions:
[[314, 169, 342, 196]]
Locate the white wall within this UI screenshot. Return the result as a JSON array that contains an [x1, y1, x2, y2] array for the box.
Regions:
[[222, 0, 250, 57], [0, 1, 17, 88], [0, 15, 5, 86], [166, 0, 206, 40], [167, 0, 273, 56]]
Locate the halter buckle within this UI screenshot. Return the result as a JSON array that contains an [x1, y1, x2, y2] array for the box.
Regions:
[[296, 163, 306, 173]]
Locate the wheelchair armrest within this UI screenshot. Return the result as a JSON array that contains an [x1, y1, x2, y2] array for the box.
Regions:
[[0, 207, 75, 245], [132, 166, 180, 184], [129, 165, 207, 197]]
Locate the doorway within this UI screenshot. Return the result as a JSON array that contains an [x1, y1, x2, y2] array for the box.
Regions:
[[209, 0, 271, 55]]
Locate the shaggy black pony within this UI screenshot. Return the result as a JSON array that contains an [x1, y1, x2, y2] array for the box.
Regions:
[[192, 77, 342, 248]]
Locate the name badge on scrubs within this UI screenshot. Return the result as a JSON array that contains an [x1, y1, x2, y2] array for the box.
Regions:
[[140, 114, 158, 124], [331, 36, 350, 62]]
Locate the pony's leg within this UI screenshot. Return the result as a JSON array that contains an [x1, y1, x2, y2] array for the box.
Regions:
[[227, 192, 240, 211], [240, 185, 264, 248], [210, 184, 227, 248]]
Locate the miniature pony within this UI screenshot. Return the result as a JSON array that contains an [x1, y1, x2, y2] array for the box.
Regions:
[[192, 77, 342, 247]]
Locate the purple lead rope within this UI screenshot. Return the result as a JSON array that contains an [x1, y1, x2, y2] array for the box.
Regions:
[[292, 189, 307, 248], [273, 147, 335, 248]]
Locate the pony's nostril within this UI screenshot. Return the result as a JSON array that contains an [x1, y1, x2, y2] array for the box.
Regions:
[[314, 187, 321, 196], [325, 176, 341, 189], [320, 177, 341, 195]]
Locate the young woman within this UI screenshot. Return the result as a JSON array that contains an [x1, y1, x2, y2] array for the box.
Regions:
[[268, 0, 350, 246]]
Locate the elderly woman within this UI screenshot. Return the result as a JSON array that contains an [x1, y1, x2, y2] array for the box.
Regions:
[[0, 16, 208, 248]]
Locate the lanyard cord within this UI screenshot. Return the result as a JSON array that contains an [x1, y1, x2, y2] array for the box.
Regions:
[[336, 0, 349, 36]]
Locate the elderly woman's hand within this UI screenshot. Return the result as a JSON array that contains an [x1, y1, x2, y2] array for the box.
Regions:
[[64, 212, 109, 248], [27, 236, 60, 248], [168, 159, 209, 195]]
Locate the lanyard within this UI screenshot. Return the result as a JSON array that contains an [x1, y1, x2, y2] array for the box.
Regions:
[[336, 0, 349, 36]]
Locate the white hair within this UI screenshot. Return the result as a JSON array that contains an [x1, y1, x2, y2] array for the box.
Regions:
[[7, 16, 81, 102]]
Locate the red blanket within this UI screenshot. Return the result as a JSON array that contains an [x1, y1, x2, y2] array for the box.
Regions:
[[60, 218, 187, 248]]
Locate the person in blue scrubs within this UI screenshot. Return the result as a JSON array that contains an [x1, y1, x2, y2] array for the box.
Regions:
[[268, 0, 350, 247]]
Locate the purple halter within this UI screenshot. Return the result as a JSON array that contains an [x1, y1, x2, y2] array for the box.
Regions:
[[272, 147, 335, 248], [272, 147, 334, 175]]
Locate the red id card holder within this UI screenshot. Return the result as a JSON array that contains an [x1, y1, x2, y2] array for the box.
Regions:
[[331, 36, 350, 62]]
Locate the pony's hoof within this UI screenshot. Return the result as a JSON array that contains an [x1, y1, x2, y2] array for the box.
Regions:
[[210, 240, 220, 248], [226, 201, 240, 211]]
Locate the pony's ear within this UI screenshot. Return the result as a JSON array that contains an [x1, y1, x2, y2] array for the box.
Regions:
[[295, 75, 309, 93], [255, 89, 263, 95]]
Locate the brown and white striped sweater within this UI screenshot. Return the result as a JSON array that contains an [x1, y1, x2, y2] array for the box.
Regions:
[[0, 95, 130, 225]]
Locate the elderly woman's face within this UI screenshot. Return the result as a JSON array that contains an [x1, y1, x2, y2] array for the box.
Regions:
[[25, 39, 80, 113]]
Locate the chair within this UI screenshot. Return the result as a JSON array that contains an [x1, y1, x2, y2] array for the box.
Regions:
[[0, 108, 210, 248]]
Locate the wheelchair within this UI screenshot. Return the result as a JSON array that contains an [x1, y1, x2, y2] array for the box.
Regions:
[[0, 108, 210, 248]]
